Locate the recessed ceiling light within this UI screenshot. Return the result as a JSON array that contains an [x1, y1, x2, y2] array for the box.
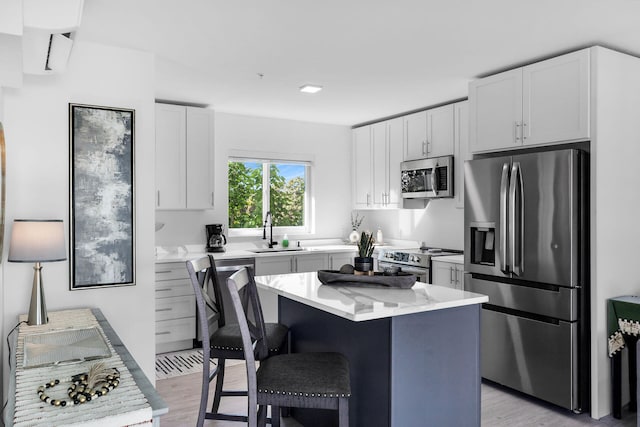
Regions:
[[299, 84, 323, 94]]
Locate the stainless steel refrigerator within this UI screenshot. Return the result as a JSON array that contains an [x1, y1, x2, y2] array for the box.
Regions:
[[464, 148, 589, 412]]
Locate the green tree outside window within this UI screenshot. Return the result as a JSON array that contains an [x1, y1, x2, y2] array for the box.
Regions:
[[229, 160, 307, 229]]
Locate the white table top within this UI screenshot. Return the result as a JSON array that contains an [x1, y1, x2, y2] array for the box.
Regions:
[[255, 272, 488, 322]]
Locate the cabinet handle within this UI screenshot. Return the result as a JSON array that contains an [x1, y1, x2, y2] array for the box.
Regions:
[[156, 288, 173, 292], [211, 192, 214, 206], [156, 308, 172, 312], [157, 190, 160, 207], [295, 257, 298, 272], [156, 270, 172, 274], [426, 140, 431, 154], [291, 257, 294, 272], [367, 193, 371, 206], [422, 140, 427, 156], [155, 331, 171, 336], [522, 122, 528, 140], [515, 121, 522, 143], [450, 266, 454, 284]]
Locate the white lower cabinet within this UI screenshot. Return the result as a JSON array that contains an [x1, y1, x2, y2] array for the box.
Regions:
[[431, 260, 464, 290], [255, 253, 329, 275], [155, 262, 196, 354], [329, 251, 356, 270]]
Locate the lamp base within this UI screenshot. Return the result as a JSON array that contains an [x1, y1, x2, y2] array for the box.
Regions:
[[28, 262, 48, 326]]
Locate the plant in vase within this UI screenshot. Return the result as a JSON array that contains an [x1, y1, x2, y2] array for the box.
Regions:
[[349, 211, 364, 243], [354, 231, 375, 274]]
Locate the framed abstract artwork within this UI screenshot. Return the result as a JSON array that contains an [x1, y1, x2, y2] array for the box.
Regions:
[[69, 104, 135, 289]]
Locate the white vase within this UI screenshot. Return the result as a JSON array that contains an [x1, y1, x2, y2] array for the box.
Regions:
[[349, 229, 360, 243]]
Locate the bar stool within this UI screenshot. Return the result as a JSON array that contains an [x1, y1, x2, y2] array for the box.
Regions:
[[226, 267, 351, 427], [186, 256, 289, 426]]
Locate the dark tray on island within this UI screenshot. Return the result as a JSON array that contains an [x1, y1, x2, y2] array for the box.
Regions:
[[317, 270, 417, 289]]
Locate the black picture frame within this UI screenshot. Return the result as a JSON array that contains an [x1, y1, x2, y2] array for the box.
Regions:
[[69, 104, 135, 290]]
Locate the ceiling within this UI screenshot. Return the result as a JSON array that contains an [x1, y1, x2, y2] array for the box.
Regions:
[[76, 0, 640, 126]]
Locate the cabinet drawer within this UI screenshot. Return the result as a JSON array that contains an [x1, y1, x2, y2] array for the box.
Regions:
[[155, 262, 188, 280], [155, 278, 194, 298], [155, 295, 195, 321], [155, 317, 196, 344]]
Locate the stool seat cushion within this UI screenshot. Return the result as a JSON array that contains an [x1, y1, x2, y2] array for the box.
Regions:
[[211, 322, 288, 354], [257, 352, 351, 397]]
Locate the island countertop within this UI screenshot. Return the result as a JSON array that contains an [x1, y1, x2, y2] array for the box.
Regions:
[[255, 272, 488, 322]]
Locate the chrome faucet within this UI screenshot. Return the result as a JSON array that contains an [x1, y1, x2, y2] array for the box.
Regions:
[[262, 211, 277, 248]]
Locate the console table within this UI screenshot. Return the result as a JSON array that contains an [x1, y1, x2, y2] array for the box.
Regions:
[[5, 308, 167, 426]]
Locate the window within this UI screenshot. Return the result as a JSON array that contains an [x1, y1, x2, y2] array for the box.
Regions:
[[228, 158, 309, 232]]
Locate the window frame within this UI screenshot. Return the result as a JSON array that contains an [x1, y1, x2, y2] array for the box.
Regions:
[[227, 154, 312, 238]]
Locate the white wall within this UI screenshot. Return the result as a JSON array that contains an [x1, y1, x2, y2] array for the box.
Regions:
[[2, 40, 156, 395], [590, 47, 640, 418], [0, 85, 4, 410], [361, 200, 464, 250], [155, 112, 353, 247]]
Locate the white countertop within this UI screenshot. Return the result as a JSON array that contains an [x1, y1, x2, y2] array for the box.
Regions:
[[255, 272, 487, 322], [155, 245, 361, 263]]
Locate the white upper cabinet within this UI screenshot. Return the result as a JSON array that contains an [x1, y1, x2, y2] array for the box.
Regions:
[[469, 49, 590, 153], [185, 107, 214, 209], [353, 126, 372, 208], [426, 104, 455, 158], [454, 101, 469, 209], [404, 111, 428, 160], [469, 68, 523, 153], [353, 117, 402, 209], [404, 105, 454, 160], [522, 50, 590, 146], [386, 117, 403, 207], [372, 122, 387, 207], [156, 103, 186, 209], [155, 103, 214, 210]]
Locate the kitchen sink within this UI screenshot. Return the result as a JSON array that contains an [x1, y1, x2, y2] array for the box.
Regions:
[[248, 247, 306, 254]]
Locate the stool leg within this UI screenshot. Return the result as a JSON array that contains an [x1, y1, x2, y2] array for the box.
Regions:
[[629, 336, 638, 413], [211, 358, 226, 413], [270, 405, 280, 427], [612, 352, 622, 419], [338, 398, 349, 427]]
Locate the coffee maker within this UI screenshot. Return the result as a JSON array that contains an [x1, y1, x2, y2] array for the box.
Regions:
[[206, 224, 227, 252]]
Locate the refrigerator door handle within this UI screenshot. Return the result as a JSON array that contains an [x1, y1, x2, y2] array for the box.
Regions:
[[510, 162, 524, 276], [508, 163, 518, 275], [517, 162, 525, 275], [500, 162, 510, 273]]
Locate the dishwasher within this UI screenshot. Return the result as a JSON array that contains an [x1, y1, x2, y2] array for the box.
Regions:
[[196, 257, 255, 344]]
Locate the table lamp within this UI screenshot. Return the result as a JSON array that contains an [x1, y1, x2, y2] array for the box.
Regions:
[[8, 219, 67, 325]]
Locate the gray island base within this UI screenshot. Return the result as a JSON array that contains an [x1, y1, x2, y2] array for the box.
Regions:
[[257, 272, 487, 427]]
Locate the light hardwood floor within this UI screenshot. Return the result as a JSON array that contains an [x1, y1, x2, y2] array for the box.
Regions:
[[157, 363, 636, 427]]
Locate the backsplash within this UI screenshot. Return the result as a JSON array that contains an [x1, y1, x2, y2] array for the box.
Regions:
[[360, 200, 463, 250]]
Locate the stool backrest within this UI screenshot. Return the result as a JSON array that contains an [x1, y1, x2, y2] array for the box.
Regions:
[[186, 255, 227, 348], [226, 267, 269, 425]]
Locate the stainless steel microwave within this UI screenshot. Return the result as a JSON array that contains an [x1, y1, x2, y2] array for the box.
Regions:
[[401, 155, 454, 199]]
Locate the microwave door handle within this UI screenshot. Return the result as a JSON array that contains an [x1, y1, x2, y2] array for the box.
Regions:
[[431, 164, 438, 197], [499, 162, 510, 273]]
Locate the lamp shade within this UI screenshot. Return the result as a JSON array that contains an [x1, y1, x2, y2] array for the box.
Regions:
[[8, 219, 67, 262]]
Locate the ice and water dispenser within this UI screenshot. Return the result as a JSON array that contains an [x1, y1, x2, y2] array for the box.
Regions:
[[469, 222, 496, 266]]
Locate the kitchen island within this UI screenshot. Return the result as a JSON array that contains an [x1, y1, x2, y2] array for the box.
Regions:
[[256, 272, 488, 427]]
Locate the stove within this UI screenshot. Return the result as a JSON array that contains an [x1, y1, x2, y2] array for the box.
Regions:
[[377, 247, 462, 282]]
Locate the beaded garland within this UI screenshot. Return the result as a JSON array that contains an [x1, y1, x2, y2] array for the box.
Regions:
[[36, 368, 120, 407]]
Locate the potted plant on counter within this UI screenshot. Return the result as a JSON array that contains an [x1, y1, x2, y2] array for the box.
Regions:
[[354, 231, 375, 275]]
